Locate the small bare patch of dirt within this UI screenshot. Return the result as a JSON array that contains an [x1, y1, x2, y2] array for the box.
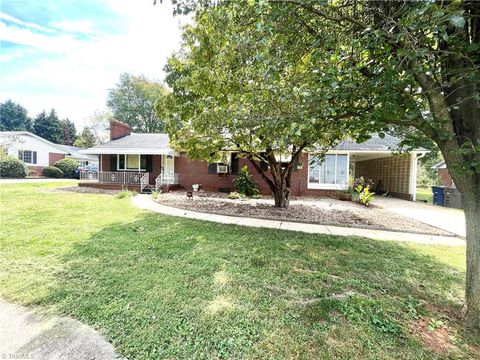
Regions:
[[56, 186, 121, 195], [156, 191, 453, 235], [409, 316, 457, 356]]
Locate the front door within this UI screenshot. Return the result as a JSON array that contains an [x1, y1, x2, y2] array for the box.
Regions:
[[163, 155, 174, 175]]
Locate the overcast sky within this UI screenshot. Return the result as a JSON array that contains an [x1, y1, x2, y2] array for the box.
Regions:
[[0, 0, 184, 129]]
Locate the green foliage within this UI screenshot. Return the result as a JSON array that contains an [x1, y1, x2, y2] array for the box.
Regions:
[[33, 109, 63, 143], [54, 158, 78, 178], [74, 127, 97, 148], [60, 119, 77, 146], [0, 99, 32, 131], [116, 190, 133, 199], [234, 166, 259, 197], [0, 182, 474, 359], [0, 153, 28, 178], [226, 191, 245, 200], [151, 190, 161, 199], [107, 73, 168, 133], [352, 177, 375, 206], [42, 166, 64, 178]]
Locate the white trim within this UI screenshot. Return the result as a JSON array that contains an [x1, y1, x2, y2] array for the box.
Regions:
[[307, 153, 350, 190], [409, 152, 426, 201], [116, 154, 146, 171]]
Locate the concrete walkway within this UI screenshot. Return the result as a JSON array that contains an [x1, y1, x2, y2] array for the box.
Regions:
[[373, 196, 466, 237], [0, 300, 120, 360], [132, 195, 465, 246]]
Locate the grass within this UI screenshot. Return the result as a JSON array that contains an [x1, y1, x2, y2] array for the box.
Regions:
[[416, 187, 434, 204], [0, 183, 475, 359]]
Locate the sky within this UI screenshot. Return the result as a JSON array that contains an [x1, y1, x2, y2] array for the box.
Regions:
[[0, 0, 185, 129]]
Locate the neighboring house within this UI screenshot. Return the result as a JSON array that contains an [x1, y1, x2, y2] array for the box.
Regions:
[[432, 160, 455, 187], [58, 145, 98, 168], [80, 120, 428, 201], [0, 131, 97, 175]]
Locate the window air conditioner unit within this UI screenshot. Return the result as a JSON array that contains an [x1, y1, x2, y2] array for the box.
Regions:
[[217, 164, 228, 173]]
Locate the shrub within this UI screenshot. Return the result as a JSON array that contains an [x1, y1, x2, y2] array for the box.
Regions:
[[151, 190, 161, 199], [234, 166, 259, 197], [54, 158, 78, 178], [227, 191, 245, 200], [116, 190, 133, 199], [352, 176, 375, 206], [0, 153, 28, 178], [43, 166, 64, 178]]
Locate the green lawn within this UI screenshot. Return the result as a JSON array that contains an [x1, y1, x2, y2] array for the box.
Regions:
[[0, 183, 475, 359], [416, 187, 434, 204]]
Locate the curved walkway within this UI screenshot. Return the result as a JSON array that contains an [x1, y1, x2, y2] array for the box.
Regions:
[[132, 195, 464, 246], [0, 300, 121, 360]]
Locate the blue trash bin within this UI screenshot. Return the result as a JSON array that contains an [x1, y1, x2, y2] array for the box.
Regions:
[[431, 186, 445, 206]]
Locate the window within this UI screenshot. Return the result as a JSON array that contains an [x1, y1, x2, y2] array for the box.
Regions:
[[117, 154, 145, 171], [308, 154, 348, 189], [18, 150, 37, 164]]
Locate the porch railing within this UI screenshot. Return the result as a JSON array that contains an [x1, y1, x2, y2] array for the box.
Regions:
[[155, 172, 179, 191], [140, 172, 149, 192], [79, 170, 98, 181], [80, 171, 149, 185]]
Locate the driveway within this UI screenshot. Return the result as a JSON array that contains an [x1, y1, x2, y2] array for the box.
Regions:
[[0, 300, 120, 360], [373, 197, 466, 238], [0, 178, 77, 184]]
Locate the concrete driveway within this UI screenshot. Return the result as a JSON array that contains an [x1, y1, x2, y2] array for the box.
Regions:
[[0, 300, 120, 360], [373, 196, 466, 238]]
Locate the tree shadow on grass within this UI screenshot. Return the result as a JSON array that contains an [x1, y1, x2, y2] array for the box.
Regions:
[[40, 212, 472, 359]]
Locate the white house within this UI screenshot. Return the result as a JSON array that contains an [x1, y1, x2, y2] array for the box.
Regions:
[[0, 131, 97, 175]]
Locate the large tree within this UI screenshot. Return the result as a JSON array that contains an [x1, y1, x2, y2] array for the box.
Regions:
[[107, 73, 169, 133], [60, 118, 77, 146], [162, 0, 480, 333], [32, 109, 63, 143], [0, 99, 32, 131], [160, 3, 374, 207], [74, 127, 97, 148]]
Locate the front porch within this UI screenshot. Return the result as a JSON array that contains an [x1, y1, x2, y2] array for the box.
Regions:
[[79, 171, 180, 192], [79, 153, 179, 192]]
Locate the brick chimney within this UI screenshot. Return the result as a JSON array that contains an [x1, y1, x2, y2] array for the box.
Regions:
[[110, 120, 132, 140]]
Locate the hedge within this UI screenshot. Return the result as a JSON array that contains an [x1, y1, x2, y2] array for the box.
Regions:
[[0, 153, 28, 178], [43, 166, 64, 178], [54, 158, 78, 178]]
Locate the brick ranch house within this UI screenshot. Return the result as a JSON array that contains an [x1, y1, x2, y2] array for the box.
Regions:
[[79, 120, 428, 201], [432, 160, 455, 187], [0, 131, 97, 176]]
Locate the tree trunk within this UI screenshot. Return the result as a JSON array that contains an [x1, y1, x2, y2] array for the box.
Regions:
[[272, 180, 290, 207], [462, 186, 480, 335]]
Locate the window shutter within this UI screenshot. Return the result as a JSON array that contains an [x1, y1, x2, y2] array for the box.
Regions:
[[18, 150, 23, 161], [208, 163, 217, 174], [230, 153, 239, 175], [32, 151, 37, 164], [110, 155, 117, 171]]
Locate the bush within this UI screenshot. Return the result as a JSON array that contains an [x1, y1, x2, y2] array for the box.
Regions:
[[0, 153, 28, 178], [227, 191, 245, 200], [234, 166, 259, 197], [352, 176, 375, 206], [116, 190, 133, 199], [54, 158, 78, 178], [43, 166, 64, 178]]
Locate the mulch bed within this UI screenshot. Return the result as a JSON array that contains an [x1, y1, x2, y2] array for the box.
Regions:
[[156, 191, 453, 236], [55, 186, 121, 195]]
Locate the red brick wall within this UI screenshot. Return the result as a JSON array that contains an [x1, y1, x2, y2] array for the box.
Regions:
[[354, 155, 412, 200], [48, 153, 65, 166], [110, 120, 132, 140], [438, 168, 454, 187], [175, 153, 337, 197]]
